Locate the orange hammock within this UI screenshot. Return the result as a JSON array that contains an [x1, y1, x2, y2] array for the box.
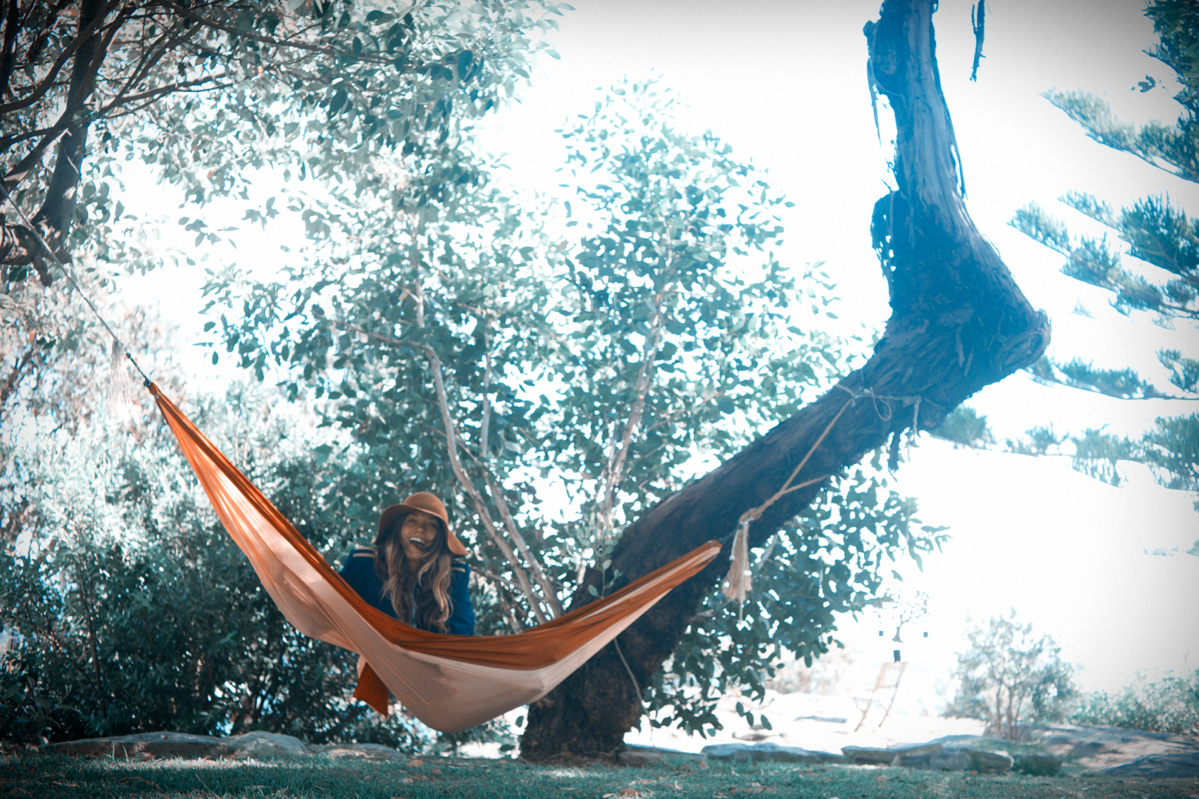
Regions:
[[149, 383, 720, 733]]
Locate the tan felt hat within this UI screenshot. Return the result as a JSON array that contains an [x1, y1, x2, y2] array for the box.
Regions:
[[376, 491, 467, 556]]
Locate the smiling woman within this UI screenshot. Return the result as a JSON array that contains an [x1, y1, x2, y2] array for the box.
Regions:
[[339, 492, 475, 637]]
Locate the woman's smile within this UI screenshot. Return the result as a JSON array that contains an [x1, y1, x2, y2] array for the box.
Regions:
[[400, 512, 442, 566]]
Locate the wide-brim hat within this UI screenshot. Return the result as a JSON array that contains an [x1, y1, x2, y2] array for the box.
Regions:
[[376, 491, 467, 556]]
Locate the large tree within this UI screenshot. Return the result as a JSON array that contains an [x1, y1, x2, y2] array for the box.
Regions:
[[208, 69, 945, 745], [519, 0, 1049, 758], [3, 0, 1048, 757], [0, 0, 545, 279]]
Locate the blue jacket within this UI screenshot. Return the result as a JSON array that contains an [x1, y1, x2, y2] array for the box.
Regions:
[[339, 546, 475, 636]]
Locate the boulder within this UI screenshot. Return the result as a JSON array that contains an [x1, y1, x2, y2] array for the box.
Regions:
[[1097, 752, 1199, 779], [893, 747, 974, 771], [964, 748, 1013, 773], [704, 742, 847, 764], [1013, 753, 1063, 776], [42, 732, 229, 760], [927, 749, 972, 771], [842, 741, 943, 765], [619, 744, 706, 766], [226, 731, 310, 759], [309, 742, 408, 761]]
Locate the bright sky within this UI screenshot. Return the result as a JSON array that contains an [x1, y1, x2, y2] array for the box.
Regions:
[[116, 0, 1199, 703]]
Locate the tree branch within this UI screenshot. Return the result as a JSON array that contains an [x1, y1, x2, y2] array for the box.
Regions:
[[596, 290, 668, 540], [0, 0, 20, 100], [161, 1, 392, 64], [482, 470, 565, 617], [22, 0, 118, 283], [0, 0, 111, 117]]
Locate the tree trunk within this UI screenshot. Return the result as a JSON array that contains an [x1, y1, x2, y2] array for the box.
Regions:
[[520, 0, 1049, 761], [0, 0, 108, 285]]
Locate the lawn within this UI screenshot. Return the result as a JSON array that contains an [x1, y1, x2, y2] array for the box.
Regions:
[[3, 754, 1197, 799]]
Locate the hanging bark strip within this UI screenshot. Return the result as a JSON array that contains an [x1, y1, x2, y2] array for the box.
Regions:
[[521, 0, 1049, 761], [971, 1, 987, 82]]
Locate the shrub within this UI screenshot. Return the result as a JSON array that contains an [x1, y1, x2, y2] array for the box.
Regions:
[[945, 611, 1078, 739], [0, 382, 426, 749], [1071, 670, 1199, 735]]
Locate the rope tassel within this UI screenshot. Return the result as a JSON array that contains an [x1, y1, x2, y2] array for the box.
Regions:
[[721, 520, 751, 605], [717, 396, 853, 614]]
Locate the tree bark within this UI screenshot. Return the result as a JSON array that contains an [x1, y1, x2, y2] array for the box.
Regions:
[[520, 0, 1050, 761]]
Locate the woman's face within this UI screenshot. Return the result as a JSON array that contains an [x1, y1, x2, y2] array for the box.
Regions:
[[398, 511, 443, 568]]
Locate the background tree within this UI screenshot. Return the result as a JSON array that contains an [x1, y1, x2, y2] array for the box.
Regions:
[[942, 0, 1198, 533], [946, 611, 1078, 740], [0, 0, 565, 745], [1072, 667, 1199, 737], [0, 0, 561, 436], [0, 0, 555, 278], [0, 303, 429, 747]]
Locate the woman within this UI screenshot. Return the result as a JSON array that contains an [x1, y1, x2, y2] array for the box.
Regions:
[[339, 491, 474, 636]]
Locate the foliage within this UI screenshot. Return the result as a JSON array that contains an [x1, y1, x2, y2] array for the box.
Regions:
[[998, 4, 1199, 518], [945, 612, 1078, 740], [1071, 668, 1199, 736], [1, 0, 564, 283], [1, 0, 566, 747], [4, 3, 948, 745], [0, 322, 425, 747], [929, 405, 995, 448]]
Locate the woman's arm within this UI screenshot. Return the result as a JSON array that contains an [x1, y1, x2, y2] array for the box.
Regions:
[[446, 558, 475, 636]]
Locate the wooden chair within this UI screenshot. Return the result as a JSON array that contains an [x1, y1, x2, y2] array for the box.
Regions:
[[853, 660, 907, 731]]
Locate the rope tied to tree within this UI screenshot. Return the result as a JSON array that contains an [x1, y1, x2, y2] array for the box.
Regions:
[[0, 183, 152, 389], [720, 395, 854, 609]]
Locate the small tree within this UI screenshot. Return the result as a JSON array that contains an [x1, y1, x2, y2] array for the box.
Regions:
[[947, 612, 1078, 740]]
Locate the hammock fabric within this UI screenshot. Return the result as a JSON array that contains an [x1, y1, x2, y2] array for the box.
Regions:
[[149, 383, 720, 733]]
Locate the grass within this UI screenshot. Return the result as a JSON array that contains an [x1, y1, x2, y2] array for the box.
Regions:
[[2, 754, 1198, 799]]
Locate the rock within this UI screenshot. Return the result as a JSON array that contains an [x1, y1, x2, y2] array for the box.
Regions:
[[1097, 752, 1199, 779], [963, 748, 1013, 773], [842, 741, 943, 765], [309, 743, 408, 761], [840, 739, 1012, 773], [927, 749, 972, 771], [704, 742, 847, 764], [1065, 740, 1111, 758], [1013, 753, 1063, 776], [893, 747, 973, 771], [42, 732, 229, 760], [619, 745, 706, 766], [226, 731, 310, 759]]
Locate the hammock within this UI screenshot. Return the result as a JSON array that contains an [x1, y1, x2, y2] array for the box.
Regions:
[[149, 383, 720, 733]]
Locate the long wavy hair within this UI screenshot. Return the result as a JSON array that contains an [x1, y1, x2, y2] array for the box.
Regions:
[[374, 511, 454, 633]]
